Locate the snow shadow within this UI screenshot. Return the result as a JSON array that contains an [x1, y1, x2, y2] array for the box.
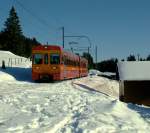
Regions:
[[0, 67, 32, 82], [128, 103, 150, 120], [74, 83, 110, 96]]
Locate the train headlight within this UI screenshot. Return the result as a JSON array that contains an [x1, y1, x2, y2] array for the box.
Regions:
[[53, 66, 57, 70]]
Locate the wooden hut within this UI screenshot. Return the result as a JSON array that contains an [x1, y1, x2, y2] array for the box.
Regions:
[[118, 61, 150, 106]]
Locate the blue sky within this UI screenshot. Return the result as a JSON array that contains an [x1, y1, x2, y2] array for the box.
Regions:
[[0, 0, 150, 61]]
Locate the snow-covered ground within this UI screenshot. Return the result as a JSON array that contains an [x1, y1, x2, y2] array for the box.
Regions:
[[0, 51, 150, 133]]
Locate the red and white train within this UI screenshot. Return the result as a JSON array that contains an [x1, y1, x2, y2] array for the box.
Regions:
[[32, 45, 88, 81]]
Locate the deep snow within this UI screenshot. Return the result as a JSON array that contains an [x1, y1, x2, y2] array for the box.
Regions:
[[0, 51, 150, 133]]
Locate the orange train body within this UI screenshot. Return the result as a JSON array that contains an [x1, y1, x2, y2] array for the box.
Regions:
[[32, 45, 88, 81]]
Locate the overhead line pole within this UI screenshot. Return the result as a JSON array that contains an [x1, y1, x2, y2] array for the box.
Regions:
[[64, 35, 92, 57], [61, 27, 92, 49], [62, 27, 65, 48], [64, 35, 92, 48], [95, 45, 97, 69]]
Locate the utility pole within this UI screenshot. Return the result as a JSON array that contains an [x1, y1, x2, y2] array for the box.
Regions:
[[62, 27, 65, 48], [137, 54, 140, 61], [95, 45, 97, 69], [88, 47, 90, 62], [88, 47, 90, 55], [71, 47, 73, 53]]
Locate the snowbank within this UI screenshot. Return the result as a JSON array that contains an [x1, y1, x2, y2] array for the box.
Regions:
[[73, 75, 119, 98], [0, 67, 32, 82], [89, 69, 116, 80], [0, 71, 15, 82], [89, 69, 103, 76]]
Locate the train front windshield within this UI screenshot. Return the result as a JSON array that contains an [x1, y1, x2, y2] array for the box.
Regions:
[[33, 53, 60, 65], [50, 53, 60, 64], [33, 54, 43, 64]]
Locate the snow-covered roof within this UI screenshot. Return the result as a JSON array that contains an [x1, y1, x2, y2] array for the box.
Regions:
[[118, 61, 150, 81]]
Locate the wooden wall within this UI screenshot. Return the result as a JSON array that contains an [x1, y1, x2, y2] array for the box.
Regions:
[[119, 81, 150, 106]]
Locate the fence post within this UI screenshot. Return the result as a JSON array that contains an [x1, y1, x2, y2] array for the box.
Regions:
[[18, 58, 19, 64], [2, 60, 6, 69], [8, 58, 10, 67], [11, 58, 12, 67]]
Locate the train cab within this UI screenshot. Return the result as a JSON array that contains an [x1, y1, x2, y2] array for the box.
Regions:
[[32, 45, 63, 81]]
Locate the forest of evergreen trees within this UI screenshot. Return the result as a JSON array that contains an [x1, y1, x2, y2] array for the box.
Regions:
[[0, 6, 41, 57]]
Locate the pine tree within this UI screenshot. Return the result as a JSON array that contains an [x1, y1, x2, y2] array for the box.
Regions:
[[4, 6, 23, 35], [127, 54, 136, 61], [146, 55, 150, 61], [97, 58, 118, 72], [2, 6, 24, 55], [0, 6, 41, 57], [82, 52, 94, 69]]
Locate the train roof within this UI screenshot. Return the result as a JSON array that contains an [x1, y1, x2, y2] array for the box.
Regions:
[[80, 57, 88, 62], [63, 51, 80, 61], [32, 45, 62, 51], [32, 45, 88, 62]]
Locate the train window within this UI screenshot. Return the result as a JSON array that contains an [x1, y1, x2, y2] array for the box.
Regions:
[[64, 58, 67, 65], [67, 59, 69, 65], [33, 54, 43, 64], [50, 53, 60, 64], [44, 54, 48, 64]]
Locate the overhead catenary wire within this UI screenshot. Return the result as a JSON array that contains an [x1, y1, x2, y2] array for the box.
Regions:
[[15, 0, 52, 27], [14, 0, 63, 44]]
